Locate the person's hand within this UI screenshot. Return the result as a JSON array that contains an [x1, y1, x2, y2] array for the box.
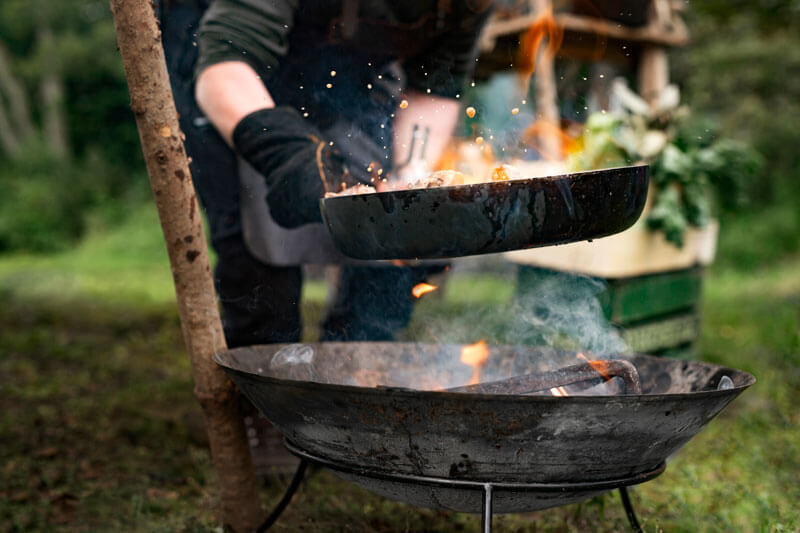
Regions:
[[232, 106, 373, 228]]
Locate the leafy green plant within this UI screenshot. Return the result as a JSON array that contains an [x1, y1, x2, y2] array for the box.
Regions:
[[569, 80, 762, 247]]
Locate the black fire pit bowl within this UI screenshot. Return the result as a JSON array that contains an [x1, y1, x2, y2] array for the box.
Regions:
[[320, 165, 649, 260], [214, 343, 754, 513]]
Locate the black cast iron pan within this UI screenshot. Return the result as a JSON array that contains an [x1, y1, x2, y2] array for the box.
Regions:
[[320, 165, 649, 260]]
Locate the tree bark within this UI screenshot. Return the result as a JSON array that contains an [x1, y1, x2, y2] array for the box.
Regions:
[[107, 1, 264, 531]]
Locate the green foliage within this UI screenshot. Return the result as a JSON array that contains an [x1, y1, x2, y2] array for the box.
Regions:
[[674, 5, 800, 205], [646, 133, 763, 246], [569, 112, 629, 169], [570, 89, 763, 247], [687, 0, 800, 32], [0, 144, 149, 253], [0, 0, 145, 253], [0, 0, 140, 165], [713, 188, 800, 271]]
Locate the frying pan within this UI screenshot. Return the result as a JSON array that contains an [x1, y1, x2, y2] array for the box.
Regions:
[[320, 165, 649, 260], [215, 342, 753, 513]]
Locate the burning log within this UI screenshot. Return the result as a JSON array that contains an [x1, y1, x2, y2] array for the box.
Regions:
[[447, 359, 642, 395]]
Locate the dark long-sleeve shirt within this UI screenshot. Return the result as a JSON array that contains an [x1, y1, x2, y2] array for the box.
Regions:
[[195, 0, 492, 98]]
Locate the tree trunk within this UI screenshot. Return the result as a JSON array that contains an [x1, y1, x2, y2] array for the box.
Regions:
[[0, 96, 21, 157], [0, 42, 34, 156], [37, 24, 70, 159], [107, 1, 264, 531]]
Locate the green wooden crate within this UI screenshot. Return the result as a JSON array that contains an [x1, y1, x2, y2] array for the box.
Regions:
[[516, 266, 703, 358]]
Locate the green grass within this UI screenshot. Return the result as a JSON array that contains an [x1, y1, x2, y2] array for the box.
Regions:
[[1, 201, 798, 531]]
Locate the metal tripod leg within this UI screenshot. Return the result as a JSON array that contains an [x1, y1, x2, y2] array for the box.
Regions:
[[481, 483, 493, 533], [619, 486, 643, 533], [256, 460, 309, 532]]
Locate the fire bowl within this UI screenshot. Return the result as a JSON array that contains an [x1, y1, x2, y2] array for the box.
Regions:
[[214, 343, 754, 513], [320, 165, 648, 260]]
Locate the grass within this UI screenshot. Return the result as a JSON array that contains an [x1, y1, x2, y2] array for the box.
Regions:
[[0, 201, 798, 532]]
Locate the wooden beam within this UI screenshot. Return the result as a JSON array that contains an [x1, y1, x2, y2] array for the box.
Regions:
[[107, 1, 264, 531], [481, 11, 689, 51]]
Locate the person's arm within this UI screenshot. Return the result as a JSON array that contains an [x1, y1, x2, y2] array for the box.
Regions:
[[193, 0, 298, 143], [391, 90, 460, 184], [195, 61, 275, 145], [192, 0, 342, 228]]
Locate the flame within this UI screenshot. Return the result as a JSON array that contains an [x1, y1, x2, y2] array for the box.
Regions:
[[522, 120, 581, 161], [412, 283, 438, 298], [490, 166, 511, 181], [460, 340, 490, 385], [515, 7, 567, 162], [550, 354, 614, 396], [577, 352, 612, 381], [516, 7, 564, 92]]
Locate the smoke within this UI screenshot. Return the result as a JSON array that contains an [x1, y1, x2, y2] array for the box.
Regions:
[[409, 264, 629, 365], [509, 271, 629, 357]]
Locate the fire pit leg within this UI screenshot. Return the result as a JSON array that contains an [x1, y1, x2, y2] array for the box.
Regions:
[[255, 460, 309, 533], [619, 486, 643, 533], [481, 483, 494, 533]]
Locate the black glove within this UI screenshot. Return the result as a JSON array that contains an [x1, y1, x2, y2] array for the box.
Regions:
[[232, 106, 378, 228]]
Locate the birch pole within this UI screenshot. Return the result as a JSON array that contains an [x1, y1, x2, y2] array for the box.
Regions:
[[107, 1, 263, 530]]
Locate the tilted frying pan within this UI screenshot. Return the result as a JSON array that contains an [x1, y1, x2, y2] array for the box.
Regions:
[[320, 165, 649, 260]]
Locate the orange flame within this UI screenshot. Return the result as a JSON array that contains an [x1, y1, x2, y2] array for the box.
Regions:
[[522, 120, 581, 161], [550, 386, 569, 397], [412, 283, 438, 298], [517, 7, 564, 91], [577, 352, 612, 381], [490, 166, 511, 181], [460, 340, 490, 385]]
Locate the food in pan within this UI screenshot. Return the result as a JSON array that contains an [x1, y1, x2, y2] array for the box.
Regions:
[[325, 164, 524, 197], [325, 183, 377, 197]]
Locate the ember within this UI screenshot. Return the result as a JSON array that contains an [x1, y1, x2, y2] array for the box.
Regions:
[[411, 283, 438, 298], [577, 352, 612, 381]]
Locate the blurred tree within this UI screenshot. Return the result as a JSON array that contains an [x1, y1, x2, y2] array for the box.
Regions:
[[686, 0, 800, 32], [0, 0, 144, 253], [673, 0, 800, 204], [0, 0, 138, 164]]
